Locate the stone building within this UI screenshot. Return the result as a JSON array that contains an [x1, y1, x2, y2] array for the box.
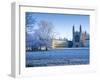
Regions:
[[52, 39, 68, 48], [72, 25, 89, 47]]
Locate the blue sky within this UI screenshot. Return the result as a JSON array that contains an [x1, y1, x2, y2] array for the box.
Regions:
[[26, 12, 89, 40]]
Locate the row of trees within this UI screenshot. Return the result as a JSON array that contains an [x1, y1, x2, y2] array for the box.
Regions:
[[26, 20, 54, 51]]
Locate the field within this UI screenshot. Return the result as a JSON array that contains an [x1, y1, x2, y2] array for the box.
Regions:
[[26, 48, 89, 67]]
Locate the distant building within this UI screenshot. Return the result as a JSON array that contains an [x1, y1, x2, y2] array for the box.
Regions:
[[84, 33, 90, 47], [68, 41, 73, 48], [72, 25, 89, 47], [52, 39, 68, 48], [72, 25, 82, 47], [80, 32, 86, 47]]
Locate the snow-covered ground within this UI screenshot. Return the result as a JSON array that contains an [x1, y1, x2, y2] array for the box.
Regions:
[[26, 48, 89, 67]]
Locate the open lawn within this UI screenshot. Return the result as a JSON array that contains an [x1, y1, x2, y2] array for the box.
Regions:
[[26, 48, 89, 67]]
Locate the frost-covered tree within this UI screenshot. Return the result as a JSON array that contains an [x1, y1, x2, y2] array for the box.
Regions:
[[25, 12, 37, 51], [36, 20, 54, 50], [26, 12, 36, 32], [26, 19, 55, 51]]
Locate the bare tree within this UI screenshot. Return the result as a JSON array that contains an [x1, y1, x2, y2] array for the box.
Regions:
[[26, 20, 55, 51], [26, 12, 36, 32], [37, 20, 54, 50]]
